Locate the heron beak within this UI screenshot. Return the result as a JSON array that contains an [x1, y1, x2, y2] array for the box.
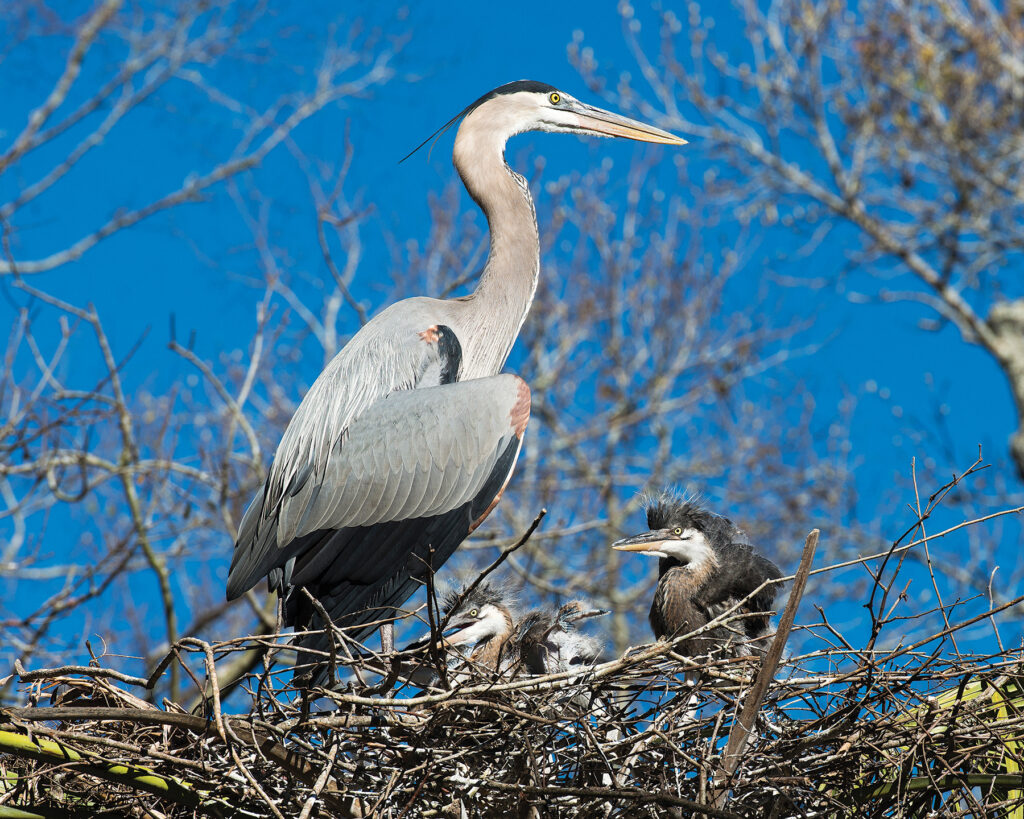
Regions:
[[560, 601, 611, 622], [575, 607, 611, 620], [402, 618, 474, 652], [569, 102, 686, 146], [399, 633, 450, 656], [611, 530, 674, 557], [441, 619, 476, 646]]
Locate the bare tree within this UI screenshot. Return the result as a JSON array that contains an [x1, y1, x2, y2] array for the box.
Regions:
[[0, 0, 397, 701], [573, 0, 1024, 478], [3, 0, 941, 707], [5, 6, 1024, 816]]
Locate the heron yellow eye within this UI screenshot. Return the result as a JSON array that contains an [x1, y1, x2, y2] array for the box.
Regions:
[[673, 528, 683, 536], [549, 92, 561, 105], [470, 609, 478, 617]]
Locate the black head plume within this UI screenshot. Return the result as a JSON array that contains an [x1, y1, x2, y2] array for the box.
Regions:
[[400, 80, 559, 164], [441, 581, 514, 617], [642, 489, 716, 532]]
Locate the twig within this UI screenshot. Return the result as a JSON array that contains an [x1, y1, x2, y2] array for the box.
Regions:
[[713, 528, 820, 807]]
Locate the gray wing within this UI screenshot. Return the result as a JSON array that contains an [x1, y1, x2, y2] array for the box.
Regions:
[[234, 300, 456, 558], [227, 302, 462, 597], [228, 375, 529, 679]]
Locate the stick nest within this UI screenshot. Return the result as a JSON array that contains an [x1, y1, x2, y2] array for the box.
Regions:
[[3, 618, 1023, 818]]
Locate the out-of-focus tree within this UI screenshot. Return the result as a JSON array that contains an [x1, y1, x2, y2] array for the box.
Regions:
[[0, 0, 397, 702], [575, 0, 1024, 476], [444, 156, 855, 653], [563, 0, 1024, 623]]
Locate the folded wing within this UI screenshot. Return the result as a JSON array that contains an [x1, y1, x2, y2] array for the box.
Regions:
[[227, 374, 530, 682]]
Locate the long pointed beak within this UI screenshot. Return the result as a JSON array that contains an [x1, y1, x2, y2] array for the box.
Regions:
[[559, 601, 611, 622], [574, 607, 611, 620], [401, 618, 475, 654], [611, 529, 674, 555], [402, 634, 451, 653], [440, 618, 477, 646], [569, 102, 686, 145]]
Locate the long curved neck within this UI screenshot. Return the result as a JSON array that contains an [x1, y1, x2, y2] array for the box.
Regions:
[[452, 116, 540, 379]]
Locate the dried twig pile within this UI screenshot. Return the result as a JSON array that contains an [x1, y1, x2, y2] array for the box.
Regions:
[[3, 626, 1023, 815], [3, 524, 1024, 817]]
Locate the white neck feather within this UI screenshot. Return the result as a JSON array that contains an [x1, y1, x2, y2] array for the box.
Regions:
[[450, 102, 540, 379], [661, 529, 715, 569]]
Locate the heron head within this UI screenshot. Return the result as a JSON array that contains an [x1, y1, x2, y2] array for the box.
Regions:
[[440, 582, 515, 647], [460, 81, 686, 144], [443, 603, 511, 647], [612, 489, 718, 566], [405, 80, 685, 166], [557, 600, 610, 627], [611, 525, 713, 565]]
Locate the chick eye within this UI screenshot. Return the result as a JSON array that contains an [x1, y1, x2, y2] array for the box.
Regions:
[[469, 609, 479, 618], [673, 528, 683, 536], [549, 92, 561, 105]]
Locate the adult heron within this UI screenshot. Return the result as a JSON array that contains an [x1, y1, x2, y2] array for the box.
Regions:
[[612, 491, 782, 658], [225, 81, 685, 686]]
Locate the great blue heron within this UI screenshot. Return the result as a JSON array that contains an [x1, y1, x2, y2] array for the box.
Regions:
[[612, 491, 782, 659], [224, 82, 683, 685], [394, 583, 606, 687], [515, 600, 607, 674]]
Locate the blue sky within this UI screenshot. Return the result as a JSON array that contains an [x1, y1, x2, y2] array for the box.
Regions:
[[4, 0, 1013, 456], [2, 0, 1020, 677]]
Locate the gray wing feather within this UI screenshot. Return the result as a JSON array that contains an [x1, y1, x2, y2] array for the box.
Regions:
[[287, 377, 518, 534], [267, 301, 447, 512], [227, 300, 458, 595], [378, 457, 416, 522], [227, 373, 528, 598], [234, 488, 266, 564]]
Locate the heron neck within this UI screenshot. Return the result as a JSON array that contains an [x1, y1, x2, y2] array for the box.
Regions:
[[659, 557, 683, 578], [469, 610, 515, 671], [453, 125, 540, 378], [660, 553, 718, 589]]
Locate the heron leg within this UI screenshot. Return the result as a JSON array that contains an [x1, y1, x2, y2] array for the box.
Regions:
[[681, 670, 701, 721], [359, 622, 400, 696]]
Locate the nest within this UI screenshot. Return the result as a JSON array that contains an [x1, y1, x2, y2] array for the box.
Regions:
[[3, 531, 1024, 817]]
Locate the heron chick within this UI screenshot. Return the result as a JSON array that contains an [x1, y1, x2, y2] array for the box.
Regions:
[[613, 491, 782, 659], [401, 584, 607, 687], [515, 600, 608, 675], [438, 582, 520, 675], [350, 583, 516, 689]]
